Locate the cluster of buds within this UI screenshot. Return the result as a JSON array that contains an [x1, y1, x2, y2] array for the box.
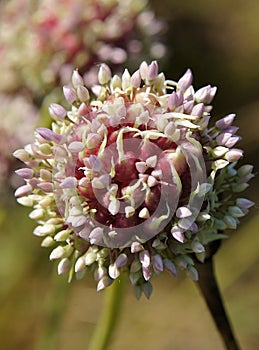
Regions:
[[0, 0, 165, 97], [14, 61, 253, 298], [0, 93, 38, 188]]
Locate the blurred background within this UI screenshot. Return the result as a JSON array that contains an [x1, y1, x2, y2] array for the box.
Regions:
[[0, 0, 258, 349]]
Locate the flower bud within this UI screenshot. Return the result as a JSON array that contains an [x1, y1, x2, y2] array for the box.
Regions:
[[177, 69, 193, 91], [15, 168, 34, 179], [147, 60, 158, 81], [49, 103, 67, 119], [14, 184, 32, 197], [216, 114, 236, 129], [58, 258, 72, 275], [72, 70, 84, 88], [98, 64, 111, 85], [225, 149, 243, 162], [63, 85, 77, 104]]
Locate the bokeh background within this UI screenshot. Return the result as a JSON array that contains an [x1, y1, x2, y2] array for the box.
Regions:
[[0, 0, 258, 349]]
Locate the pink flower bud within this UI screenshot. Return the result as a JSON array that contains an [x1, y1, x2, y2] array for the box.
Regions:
[[225, 149, 243, 162], [72, 70, 84, 88], [177, 68, 193, 91], [14, 184, 32, 197], [147, 60, 158, 81], [77, 86, 90, 101], [37, 182, 54, 193], [37, 128, 63, 143], [63, 85, 77, 104], [49, 103, 67, 119], [216, 114, 236, 129], [130, 70, 141, 88], [15, 168, 34, 179], [139, 250, 150, 268], [236, 198, 254, 209], [152, 254, 164, 272]]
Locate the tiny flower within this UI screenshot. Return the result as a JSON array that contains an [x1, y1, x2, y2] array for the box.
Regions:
[[14, 62, 253, 298], [98, 64, 112, 85]]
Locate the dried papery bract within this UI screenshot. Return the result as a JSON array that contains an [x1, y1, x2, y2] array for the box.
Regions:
[[14, 61, 253, 298]]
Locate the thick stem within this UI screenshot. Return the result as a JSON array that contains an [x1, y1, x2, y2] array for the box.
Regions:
[[196, 258, 240, 350], [88, 275, 126, 350]]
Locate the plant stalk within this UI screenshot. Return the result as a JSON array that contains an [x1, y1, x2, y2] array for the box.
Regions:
[[196, 257, 240, 350], [88, 275, 126, 350]]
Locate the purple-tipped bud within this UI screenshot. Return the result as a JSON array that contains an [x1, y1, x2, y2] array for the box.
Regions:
[[191, 241, 205, 253], [98, 64, 111, 85], [142, 266, 152, 281], [184, 100, 194, 114], [228, 206, 245, 218], [194, 85, 217, 104], [68, 141, 84, 153], [60, 177, 77, 189], [216, 132, 232, 145], [115, 254, 128, 268], [37, 182, 54, 192], [171, 225, 185, 243], [131, 241, 144, 253], [72, 70, 84, 88], [78, 102, 88, 116], [225, 136, 240, 148], [14, 184, 32, 197], [147, 61, 158, 81], [77, 86, 90, 101], [176, 206, 192, 218], [49, 103, 67, 119], [163, 258, 177, 277], [191, 103, 204, 117], [89, 227, 103, 245], [15, 168, 34, 179], [168, 91, 183, 110], [139, 250, 150, 268], [225, 149, 243, 162], [40, 169, 52, 181], [152, 254, 164, 272], [37, 128, 63, 144], [216, 114, 236, 129], [130, 70, 141, 88], [177, 69, 193, 91], [223, 215, 237, 229], [63, 85, 77, 104], [236, 198, 254, 209]]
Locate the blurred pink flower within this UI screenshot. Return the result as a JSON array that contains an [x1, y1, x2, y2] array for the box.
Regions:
[[0, 93, 38, 186], [0, 0, 165, 97]]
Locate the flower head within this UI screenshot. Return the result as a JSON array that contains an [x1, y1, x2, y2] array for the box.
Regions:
[[14, 61, 253, 297]]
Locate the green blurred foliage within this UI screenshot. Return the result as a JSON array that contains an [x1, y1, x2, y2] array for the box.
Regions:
[[1, 1, 258, 349]]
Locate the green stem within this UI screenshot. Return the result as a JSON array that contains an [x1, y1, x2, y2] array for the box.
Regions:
[[35, 272, 69, 350], [196, 257, 240, 350], [88, 274, 126, 350]]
